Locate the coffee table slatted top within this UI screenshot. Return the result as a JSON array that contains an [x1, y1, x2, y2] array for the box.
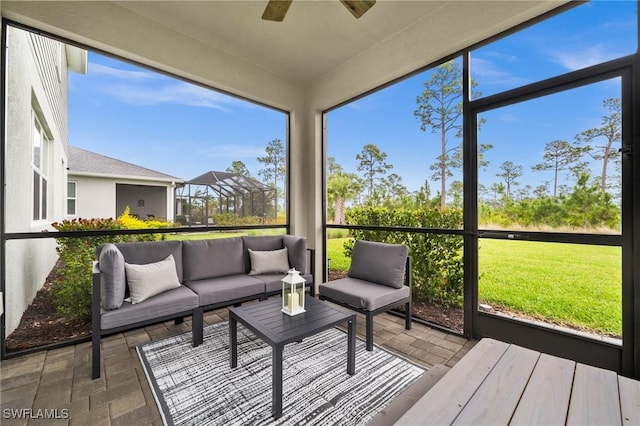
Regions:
[[229, 296, 355, 345]]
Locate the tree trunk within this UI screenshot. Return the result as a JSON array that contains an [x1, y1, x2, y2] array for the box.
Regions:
[[334, 195, 345, 225], [440, 121, 447, 209]]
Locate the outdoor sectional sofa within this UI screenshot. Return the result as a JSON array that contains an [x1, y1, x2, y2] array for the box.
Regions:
[[91, 235, 314, 379]]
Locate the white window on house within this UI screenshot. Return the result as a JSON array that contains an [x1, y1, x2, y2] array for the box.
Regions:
[[32, 113, 50, 221], [67, 181, 77, 216]]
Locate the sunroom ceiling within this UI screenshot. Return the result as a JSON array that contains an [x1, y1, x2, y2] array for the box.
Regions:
[[113, 0, 570, 86]]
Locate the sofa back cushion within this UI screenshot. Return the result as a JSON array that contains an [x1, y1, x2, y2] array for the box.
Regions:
[[283, 235, 307, 273], [182, 237, 245, 281], [347, 240, 408, 289], [242, 236, 284, 272], [115, 240, 184, 282]]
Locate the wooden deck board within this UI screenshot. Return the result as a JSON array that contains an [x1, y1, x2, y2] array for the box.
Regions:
[[619, 375, 640, 425], [510, 353, 575, 425], [395, 338, 508, 426], [393, 338, 640, 426], [567, 363, 622, 426], [452, 345, 539, 425]]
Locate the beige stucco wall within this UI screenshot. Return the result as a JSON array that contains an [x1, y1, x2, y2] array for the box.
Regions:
[[4, 26, 70, 334], [69, 174, 176, 222]]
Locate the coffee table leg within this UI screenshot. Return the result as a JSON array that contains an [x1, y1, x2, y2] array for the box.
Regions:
[[273, 345, 283, 418], [229, 316, 237, 368], [347, 316, 356, 375]]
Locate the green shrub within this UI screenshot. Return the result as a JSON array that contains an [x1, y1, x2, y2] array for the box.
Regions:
[[51, 218, 127, 320], [345, 206, 464, 307], [51, 211, 170, 320]]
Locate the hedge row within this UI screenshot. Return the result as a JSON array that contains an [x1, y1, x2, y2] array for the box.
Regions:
[[345, 206, 464, 307]]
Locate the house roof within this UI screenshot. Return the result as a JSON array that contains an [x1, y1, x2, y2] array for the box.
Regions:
[[67, 146, 182, 183]]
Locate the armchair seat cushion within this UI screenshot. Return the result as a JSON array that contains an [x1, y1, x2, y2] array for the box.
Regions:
[[100, 286, 198, 330], [319, 277, 410, 311]]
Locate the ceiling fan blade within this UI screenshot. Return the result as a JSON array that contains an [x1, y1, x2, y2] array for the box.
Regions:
[[262, 0, 293, 22], [340, 0, 376, 19]]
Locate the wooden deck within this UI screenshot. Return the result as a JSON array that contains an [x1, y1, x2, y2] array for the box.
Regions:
[[395, 338, 640, 425]]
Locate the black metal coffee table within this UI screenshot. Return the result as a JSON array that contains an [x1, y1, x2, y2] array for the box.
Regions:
[[229, 296, 356, 419]]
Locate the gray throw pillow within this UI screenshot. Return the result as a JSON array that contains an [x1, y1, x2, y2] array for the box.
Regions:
[[248, 247, 290, 275], [348, 240, 408, 289], [125, 254, 181, 304], [99, 244, 126, 310]]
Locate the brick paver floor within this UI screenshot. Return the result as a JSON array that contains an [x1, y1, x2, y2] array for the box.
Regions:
[[1, 303, 476, 425]]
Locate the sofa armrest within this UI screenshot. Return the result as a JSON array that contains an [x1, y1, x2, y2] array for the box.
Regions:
[[405, 256, 412, 289]]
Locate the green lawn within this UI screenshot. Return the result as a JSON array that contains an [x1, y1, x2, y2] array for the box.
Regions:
[[327, 237, 621, 336], [479, 239, 621, 336]]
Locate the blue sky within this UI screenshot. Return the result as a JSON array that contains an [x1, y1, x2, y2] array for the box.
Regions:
[[69, 1, 636, 196]]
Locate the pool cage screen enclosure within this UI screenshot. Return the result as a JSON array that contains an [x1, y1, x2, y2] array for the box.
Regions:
[[175, 171, 276, 226]]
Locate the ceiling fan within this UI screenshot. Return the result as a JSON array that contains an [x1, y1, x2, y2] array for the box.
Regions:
[[262, 0, 376, 22]]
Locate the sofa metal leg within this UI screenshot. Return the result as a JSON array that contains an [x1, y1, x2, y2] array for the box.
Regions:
[[91, 333, 101, 379], [366, 313, 374, 351], [192, 307, 204, 347], [405, 301, 412, 330]]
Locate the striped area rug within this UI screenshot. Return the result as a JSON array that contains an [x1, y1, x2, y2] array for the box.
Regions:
[[137, 322, 426, 426]]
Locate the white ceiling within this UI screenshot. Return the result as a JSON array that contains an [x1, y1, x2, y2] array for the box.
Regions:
[[113, 1, 570, 86]]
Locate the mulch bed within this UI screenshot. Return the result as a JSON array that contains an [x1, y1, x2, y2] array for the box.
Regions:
[[6, 270, 463, 352]]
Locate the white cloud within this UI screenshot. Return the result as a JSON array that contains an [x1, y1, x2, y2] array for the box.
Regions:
[[470, 57, 529, 87], [88, 63, 156, 81], [87, 61, 242, 110], [548, 44, 614, 71], [197, 144, 265, 158], [102, 81, 237, 110]]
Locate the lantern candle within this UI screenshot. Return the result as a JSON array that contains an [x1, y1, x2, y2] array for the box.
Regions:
[[282, 268, 306, 316]]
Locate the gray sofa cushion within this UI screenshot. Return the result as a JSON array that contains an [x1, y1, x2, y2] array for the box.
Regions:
[[242, 236, 284, 272], [115, 240, 184, 282], [184, 274, 265, 306], [283, 235, 307, 273], [100, 286, 198, 330], [253, 273, 313, 293], [98, 244, 126, 310], [182, 238, 245, 281], [319, 277, 410, 311], [348, 240, 408, 289]]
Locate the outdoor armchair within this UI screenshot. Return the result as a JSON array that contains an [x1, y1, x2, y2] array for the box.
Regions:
[[319, 240, 411, 351]]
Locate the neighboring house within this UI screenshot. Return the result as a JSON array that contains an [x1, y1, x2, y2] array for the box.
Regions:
[[67, 146, 182, 222], [4, 26, 86, 335]]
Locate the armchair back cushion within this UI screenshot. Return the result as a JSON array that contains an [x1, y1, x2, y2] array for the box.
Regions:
[[347, 240, 408, 289]]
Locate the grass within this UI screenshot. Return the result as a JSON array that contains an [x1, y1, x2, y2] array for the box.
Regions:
[[326, 236, 621, 337], [165, 228, 286, 241], [327, 237, 352, 271], [479, 239, 621, 337]]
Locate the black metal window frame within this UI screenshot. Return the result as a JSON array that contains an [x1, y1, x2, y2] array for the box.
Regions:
[[0, 20, 292, 359]]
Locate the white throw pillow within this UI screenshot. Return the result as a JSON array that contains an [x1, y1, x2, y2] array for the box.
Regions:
[[125, 254, 181, 304], [248, 247, 290, 275]]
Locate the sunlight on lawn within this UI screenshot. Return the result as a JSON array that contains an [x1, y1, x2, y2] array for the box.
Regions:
[[479, 239, 621, 337]]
